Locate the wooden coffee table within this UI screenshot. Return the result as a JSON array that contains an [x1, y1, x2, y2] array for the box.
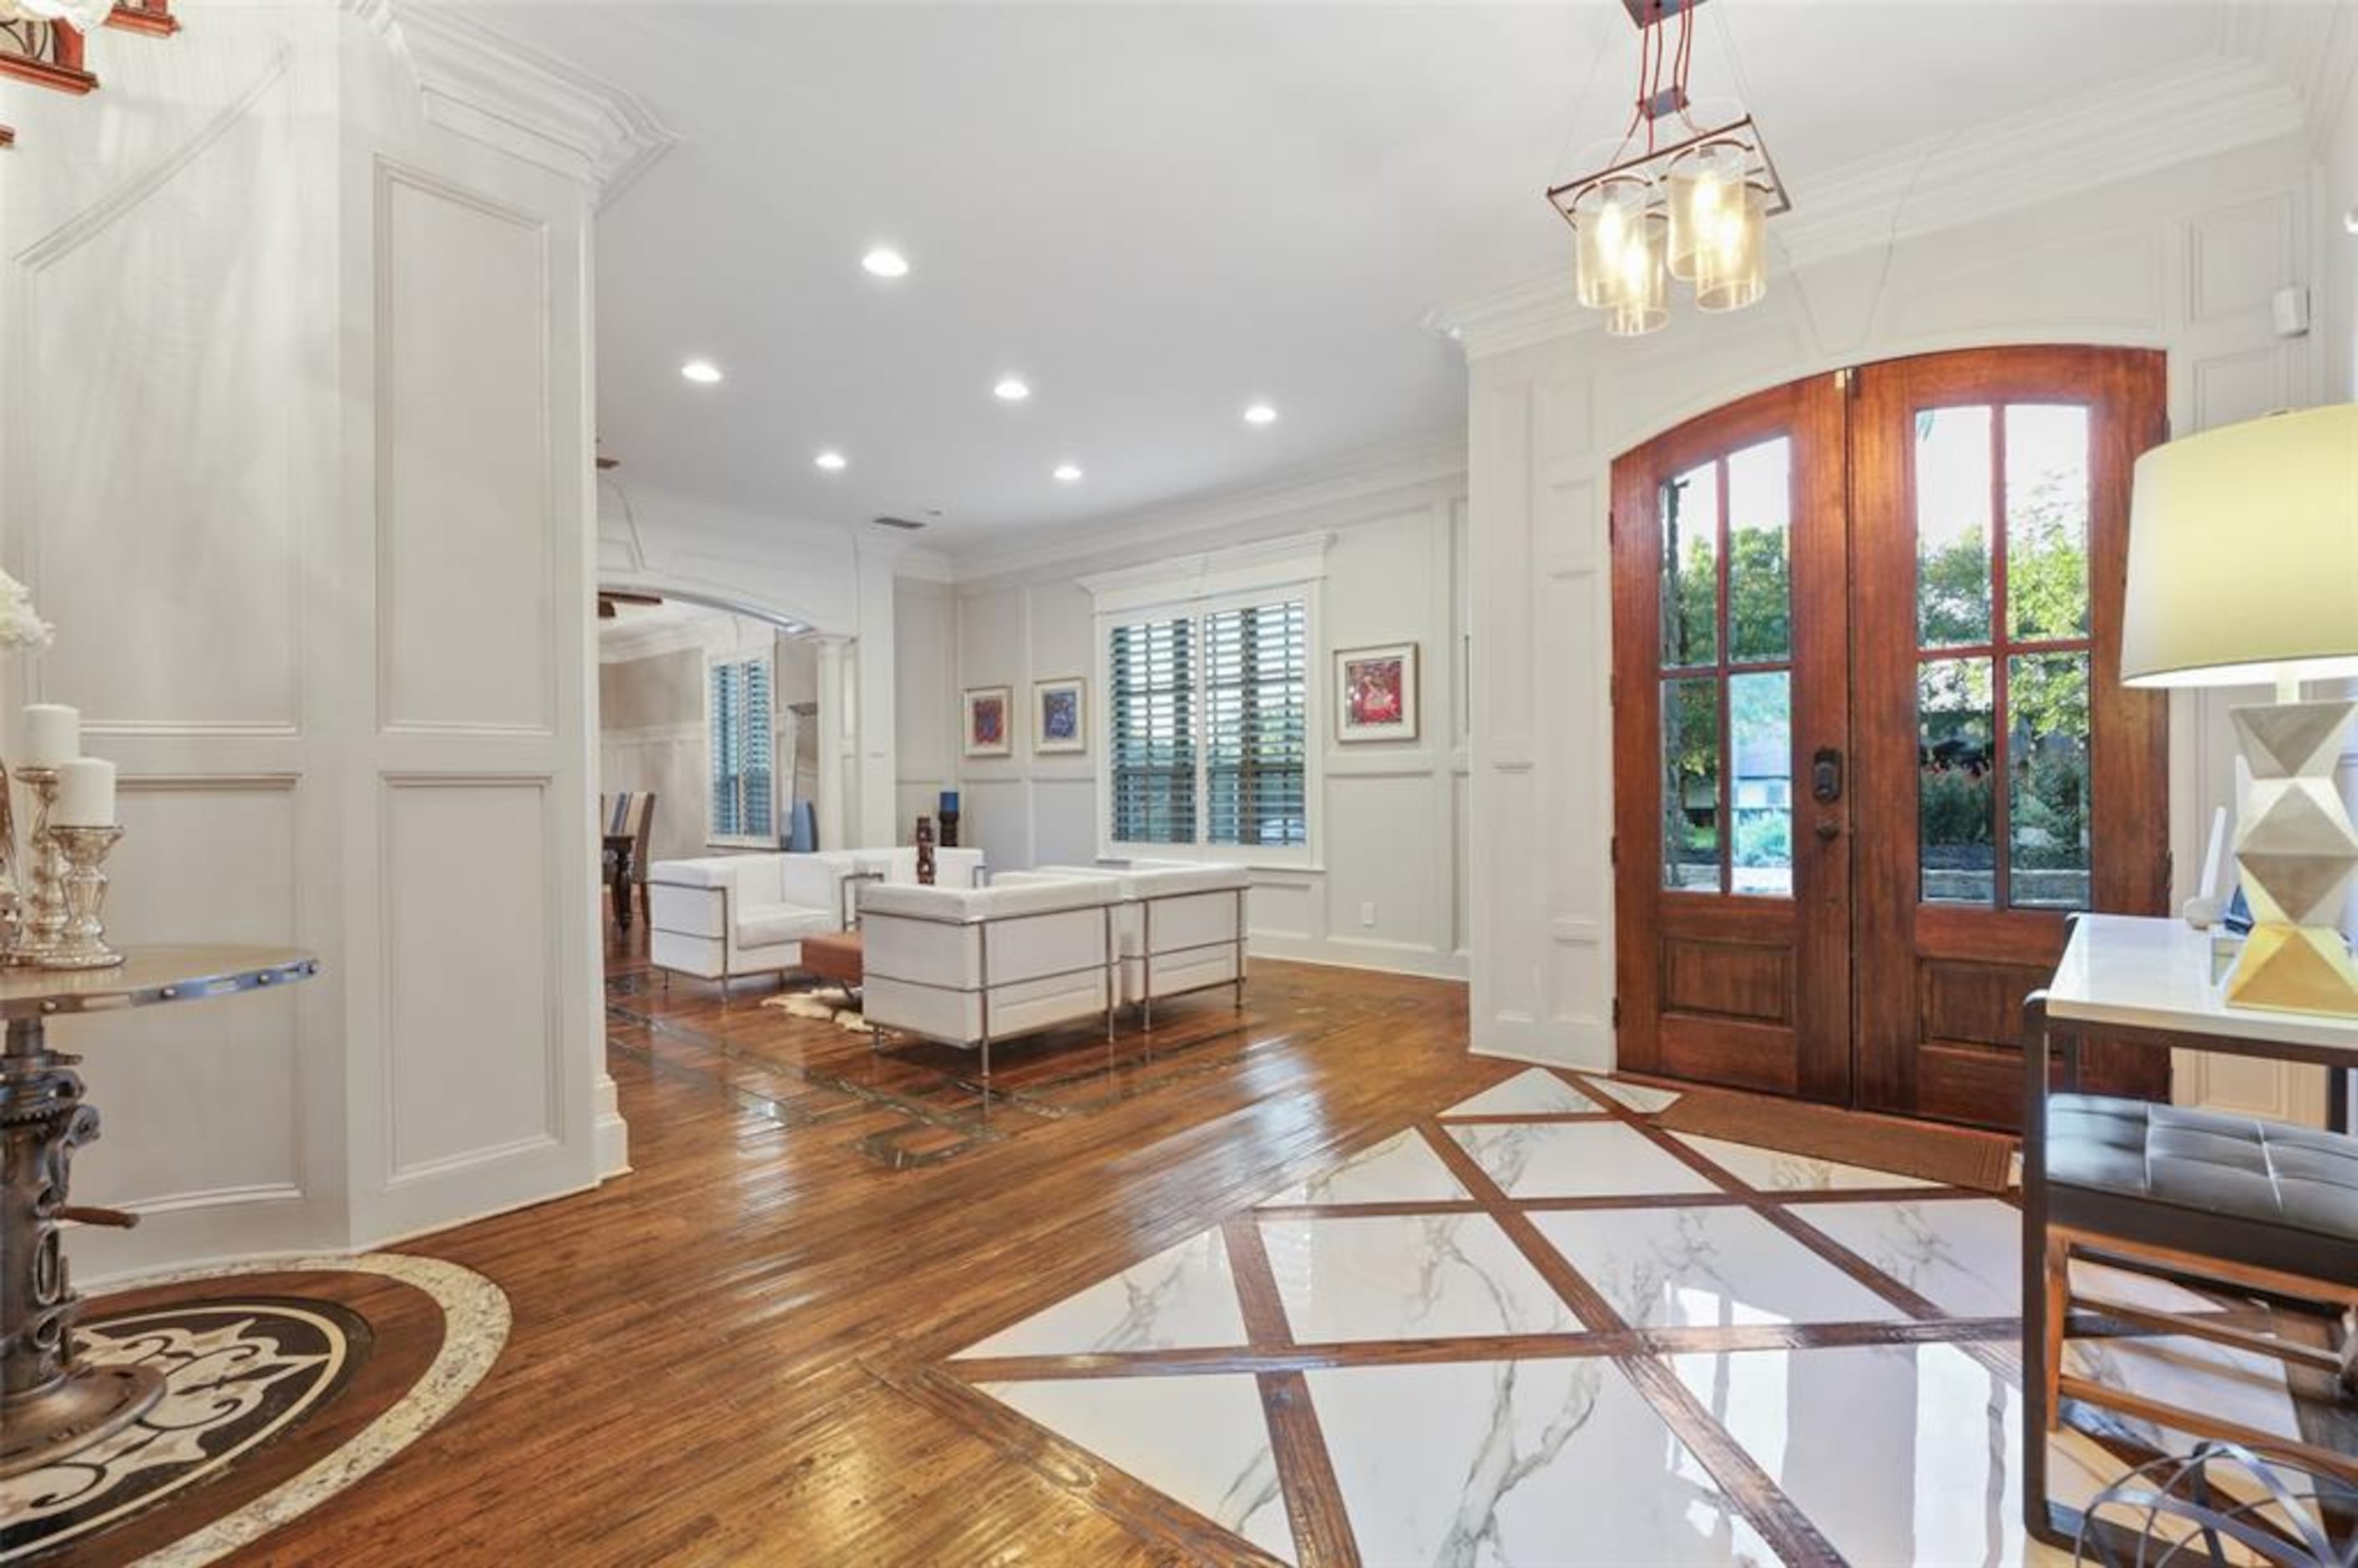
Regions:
[[801, 931, 863, 989]]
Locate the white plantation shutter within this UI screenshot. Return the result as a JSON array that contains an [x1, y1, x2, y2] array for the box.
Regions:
[[1110, 616, 1195, 843], [1203, 600, 1307, 847], [708, 655, 776, 844]]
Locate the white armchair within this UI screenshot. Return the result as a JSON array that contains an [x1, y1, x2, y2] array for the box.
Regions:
[[858, 876, 1122, 1084], [645, 852, 849, 988], [1020, 860, 1250, 1024]]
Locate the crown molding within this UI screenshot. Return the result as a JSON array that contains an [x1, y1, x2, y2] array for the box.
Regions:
[[384, 2, 678, 205], [948, 427, 1466, 589], [1434, 52, 2308, 361], [2219, 0, 2358, 153]]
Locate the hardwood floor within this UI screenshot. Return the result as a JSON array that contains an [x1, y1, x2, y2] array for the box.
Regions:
[[230, 925, 1496, 1565]]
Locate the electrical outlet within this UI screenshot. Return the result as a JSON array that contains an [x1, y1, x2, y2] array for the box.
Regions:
[[1359, 901, 1376, 928]]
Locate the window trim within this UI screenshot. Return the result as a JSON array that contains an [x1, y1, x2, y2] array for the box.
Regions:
[[705, 649, 777, 850], [1084, 534, 1329, 871]]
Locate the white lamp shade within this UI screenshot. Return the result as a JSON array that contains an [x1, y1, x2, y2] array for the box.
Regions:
[[2121, 404, 2358, 689]]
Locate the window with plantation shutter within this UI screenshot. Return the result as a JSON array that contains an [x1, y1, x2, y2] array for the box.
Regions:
[[1203, 601, 1308, 847], [708, 655, 775, 847], [1109, 616, 1195, 843]]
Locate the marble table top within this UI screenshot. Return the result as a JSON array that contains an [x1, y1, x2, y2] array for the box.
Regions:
[[0, 944, 317, 1023], [2046, 913, 2358, 1059]]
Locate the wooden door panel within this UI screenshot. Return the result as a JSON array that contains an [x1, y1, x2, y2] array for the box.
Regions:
[[1612, 376, 1849, 1104], [1661, 937, 1794, 1025], [1850, 346, 2170, 1128], [1657, 1014, 1803, 1095]]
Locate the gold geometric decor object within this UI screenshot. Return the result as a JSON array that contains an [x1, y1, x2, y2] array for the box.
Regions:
[[2225, 700, 2358, 1016]]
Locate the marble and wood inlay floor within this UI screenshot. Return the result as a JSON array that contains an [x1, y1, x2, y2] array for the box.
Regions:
[[926, 1066, 2355, 1565], [0, 1256, 505, 1567]]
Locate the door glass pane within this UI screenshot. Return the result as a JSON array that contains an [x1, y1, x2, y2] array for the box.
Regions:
[[1662, 676, 1721, 892], [1915, 406, 1993, 649], [1661, 461, 1719, 668], [1919, 658, 1995, 903], [2005, 405, 2091, 640], [1727, 438, 1792, 663], [1728, 670, 1792, 897], [2008, 652, 2091, 909]]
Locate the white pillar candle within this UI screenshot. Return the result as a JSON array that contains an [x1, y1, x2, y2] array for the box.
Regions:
[[54, 757, 114, 827], [22, 703, 78, 769]]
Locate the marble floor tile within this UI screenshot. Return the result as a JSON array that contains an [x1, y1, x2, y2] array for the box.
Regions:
[[1308, 1359, 1776, 1565], [1672, 1133, 1938, 1192], [1260, 1130, 1472, 1207], [1670, 1340, 2064, 1565], [1531, 1206, 1905, 1329], [2065, 1332, 2302, 1451], [1671, 1340, 2310, 1566], [1439, 1068, 1600, 1118], [1448, 1121, 1721, 1200], [979, 1373, 1295, 1562], [1579, 1075, 1685, 1114], [1258, 1213, 1575, 1343], [954, 1227, 1244, 1358], [1789, 1199, 2221, 1321]]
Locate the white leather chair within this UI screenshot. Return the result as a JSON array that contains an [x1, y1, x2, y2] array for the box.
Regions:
[[645, 852, 850, 989], [858, 876, 1121, 1085], [1017, 860, 1250, 1024], [645, 846, 994, 990]]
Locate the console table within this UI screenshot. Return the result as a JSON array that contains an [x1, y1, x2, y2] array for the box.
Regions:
[[0, 945, 319, 1478], [2020, 913, 2357, 1544]]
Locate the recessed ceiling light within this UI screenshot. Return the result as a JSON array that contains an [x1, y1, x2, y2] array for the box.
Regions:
[[994, 377, 1031, 402], [1052, 463, 1083, 483], [862, 246, 909, 279], [681, 359, 723, 384], [1243, 402, 1278, 426], [814, 449, 848, 472]]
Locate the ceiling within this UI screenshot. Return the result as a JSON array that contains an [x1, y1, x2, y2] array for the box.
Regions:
[[477, 2, 2234, 549]]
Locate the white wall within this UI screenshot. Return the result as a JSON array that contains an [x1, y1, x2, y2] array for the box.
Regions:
[[893, 573, 958, 841], [926, 450, 1471, 980], [596, 612, 824, 861], [0, 3, 626, 1274], [1461, 133, 2330, 1113], [595, 480, 911, 850]]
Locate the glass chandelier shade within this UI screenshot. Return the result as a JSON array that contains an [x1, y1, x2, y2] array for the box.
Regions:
[[1667, 139, 1748, 284], [1572, 175, 1658, 310], [1605, 207, 1669, 336], [1693, 177, 1768, 312]]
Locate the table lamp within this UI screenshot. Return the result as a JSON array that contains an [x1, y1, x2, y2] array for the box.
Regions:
[[2123, 403, 2358, 1015]]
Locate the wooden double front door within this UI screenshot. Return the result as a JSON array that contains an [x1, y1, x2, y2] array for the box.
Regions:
[[1612, 346, 2170, 1129]]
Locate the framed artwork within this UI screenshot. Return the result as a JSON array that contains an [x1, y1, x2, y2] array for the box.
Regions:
[[1034, 676, 1087, 755], [1334, 642, 1419, 743], [963, 686, 1013, 758]]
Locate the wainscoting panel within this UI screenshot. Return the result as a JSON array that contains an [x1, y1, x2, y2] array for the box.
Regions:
[[73, 776, 304, 1210], [20, 51, 301, 737], [375, 164, 554, 737], [380, 777, 560, 1184]]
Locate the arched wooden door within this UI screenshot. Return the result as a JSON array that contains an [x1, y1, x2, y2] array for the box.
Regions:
[[1612, 346, 2170, 1129]]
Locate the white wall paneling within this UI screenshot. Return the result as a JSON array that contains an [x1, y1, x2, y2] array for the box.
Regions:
[[929, 463, 1471, 980], [1455, 134, 2335, 1103], [0, 3, 644, 1275]]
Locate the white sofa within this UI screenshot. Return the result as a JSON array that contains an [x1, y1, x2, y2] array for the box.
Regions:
[[1004, 860, 1249, 1023], [645, 847, 984, 988], [858, 875, 1122, 1082]]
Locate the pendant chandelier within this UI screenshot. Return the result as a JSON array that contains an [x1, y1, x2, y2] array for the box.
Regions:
[[1546, 0, 1790, 337]]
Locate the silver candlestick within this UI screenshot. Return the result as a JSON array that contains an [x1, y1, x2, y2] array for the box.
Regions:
[[43, 826, 123, 970], [10, 767, 63, 964]]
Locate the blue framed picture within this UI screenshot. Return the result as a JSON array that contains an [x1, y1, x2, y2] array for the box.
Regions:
[[1034, 676, 1086, 755]]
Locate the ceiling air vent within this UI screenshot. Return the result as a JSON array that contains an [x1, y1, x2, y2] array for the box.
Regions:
[[871, 515, 929, 532]]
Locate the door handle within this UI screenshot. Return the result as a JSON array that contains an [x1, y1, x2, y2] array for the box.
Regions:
[[1811, 747, 1844, 803], [1815, 820, 1841, 842]]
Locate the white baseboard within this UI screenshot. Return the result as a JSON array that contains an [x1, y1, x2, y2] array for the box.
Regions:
[[595, 1072, 632, 1180]]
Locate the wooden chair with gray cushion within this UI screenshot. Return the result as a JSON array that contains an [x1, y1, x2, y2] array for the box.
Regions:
[[2039, 1094, 2358, 1485], [600, 791, 658, 929]]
